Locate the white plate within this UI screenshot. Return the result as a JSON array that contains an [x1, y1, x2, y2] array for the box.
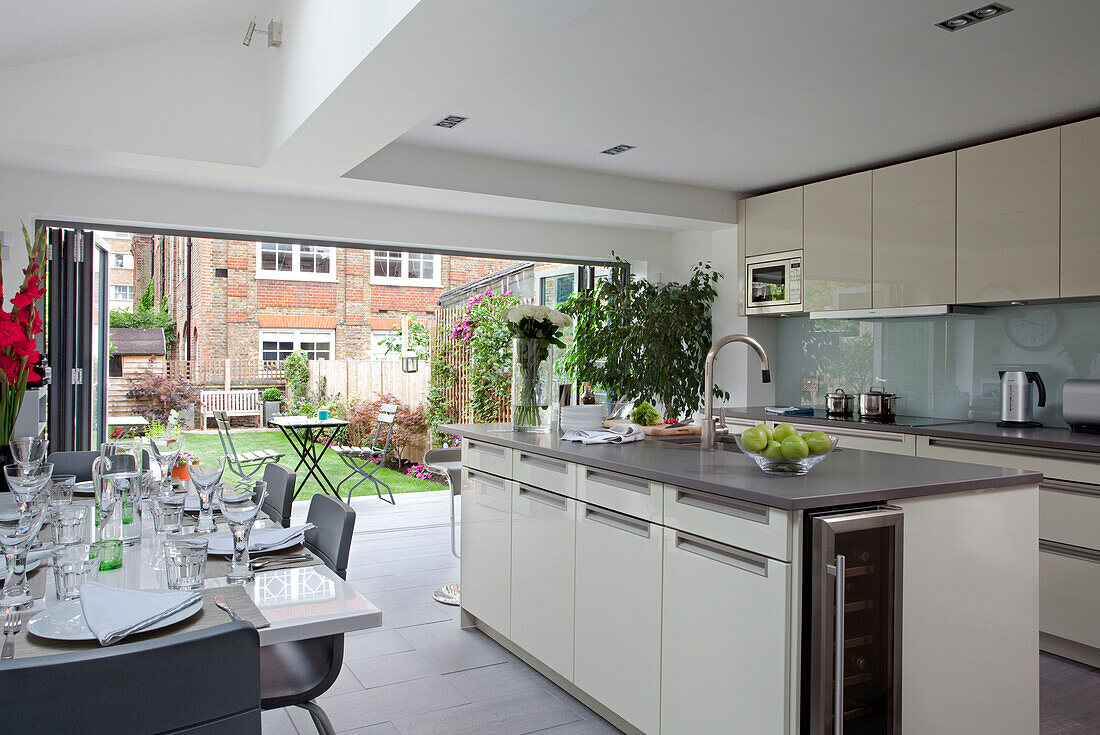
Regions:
[[206, 534, 304, 557], [27, 596, 203, 641], [74, 481, 94, 495]]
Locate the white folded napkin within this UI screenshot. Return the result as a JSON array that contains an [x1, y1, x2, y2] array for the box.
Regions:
[[79, 581, 200, 645], [206, 523, 314, 555], [0, 546, 56, 576], [561, 424, 645, 445]]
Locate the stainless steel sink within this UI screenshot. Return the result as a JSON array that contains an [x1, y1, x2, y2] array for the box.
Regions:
[[669, 435, 743, 452]]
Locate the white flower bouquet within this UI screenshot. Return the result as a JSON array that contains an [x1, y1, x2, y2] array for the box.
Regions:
[[505, 305, 572, 431]]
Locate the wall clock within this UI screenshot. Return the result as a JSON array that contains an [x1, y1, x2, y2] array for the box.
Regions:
[[1005, 308, 1060, 351]]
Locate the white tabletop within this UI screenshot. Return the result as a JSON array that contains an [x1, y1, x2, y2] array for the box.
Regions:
[[35, 500, 381, 646], [107, 416, 149, 426]]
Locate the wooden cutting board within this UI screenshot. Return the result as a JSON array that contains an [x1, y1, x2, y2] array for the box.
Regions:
[[603, 419, 701, 436]]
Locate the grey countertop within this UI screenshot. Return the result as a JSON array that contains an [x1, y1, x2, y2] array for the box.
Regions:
[[441, 423, 1040, 511], [721, 407, 1100, 455]]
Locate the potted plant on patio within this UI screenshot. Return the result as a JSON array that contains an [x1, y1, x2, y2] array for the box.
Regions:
[[262, 388, 283, 427], [172, 451, 199, 481]]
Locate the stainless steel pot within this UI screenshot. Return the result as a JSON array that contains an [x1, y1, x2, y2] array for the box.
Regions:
[[858, 388, 898, 419], [825, 388, 855, 416]]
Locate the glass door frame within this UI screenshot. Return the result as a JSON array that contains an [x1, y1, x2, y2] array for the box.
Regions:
[[45, 226, 94, 451]]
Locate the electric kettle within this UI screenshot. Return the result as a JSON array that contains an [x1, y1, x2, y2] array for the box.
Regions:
[[998, 370, 1046, 427]]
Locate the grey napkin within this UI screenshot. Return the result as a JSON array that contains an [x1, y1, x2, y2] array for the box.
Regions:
[[206, 523, 314, 555], [79, 581, 200, 645]]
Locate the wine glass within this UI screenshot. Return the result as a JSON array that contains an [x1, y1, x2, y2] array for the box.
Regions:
[[4, 463, 54, 511], [148, 437, 182, 497], [9, 436, 47, 475], [0, 494, 48, 609], [189, 457, 226, 534], [217, 480, 267, 584]]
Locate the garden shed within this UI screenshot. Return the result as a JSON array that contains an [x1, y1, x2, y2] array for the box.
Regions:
[[107, 327, 167, 417]]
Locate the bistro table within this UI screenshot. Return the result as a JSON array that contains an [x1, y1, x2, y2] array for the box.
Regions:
[[269, 416, 349, 499], [14, 499, 380, 655]]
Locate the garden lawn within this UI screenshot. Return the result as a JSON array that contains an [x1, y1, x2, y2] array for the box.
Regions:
[[179, 429, 440, 503]]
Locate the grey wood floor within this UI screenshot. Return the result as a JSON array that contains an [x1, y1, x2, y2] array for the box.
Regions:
[[267, 490, 1100, 734]]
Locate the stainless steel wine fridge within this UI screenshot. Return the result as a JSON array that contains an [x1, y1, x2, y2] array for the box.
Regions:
[[804, 506, 903, 734]]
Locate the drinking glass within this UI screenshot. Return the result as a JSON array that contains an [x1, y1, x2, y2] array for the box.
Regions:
[[217, 482, 267, 584], [189, 458, 226, 534], [4, 463, 54, 511], [165, 538, 208, 590], [91, 539, 123, 572], [148, 438, 182, 497], [52, 544, 97, 601], [0, 497, 48, 609], [9, 436, 47, 474], [151, 494, 185, 534], [50, 505, 89, 546], [48, 474, 76, 507]]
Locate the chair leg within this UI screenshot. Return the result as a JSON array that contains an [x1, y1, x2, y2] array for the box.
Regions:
[[296, 700, 336, 735]]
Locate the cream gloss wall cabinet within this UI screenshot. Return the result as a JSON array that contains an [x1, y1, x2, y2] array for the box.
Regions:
[[956, 128, 1060, 303], [803, 171, 872, 312], [1060, 116, 1100, 299], [744, 187, 804, 257], [872, 152, 957, 308]]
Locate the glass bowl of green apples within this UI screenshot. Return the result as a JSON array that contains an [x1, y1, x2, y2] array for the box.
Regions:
[[733, 422, 838, 476]]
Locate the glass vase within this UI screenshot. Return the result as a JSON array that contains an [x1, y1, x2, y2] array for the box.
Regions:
[[511, 337, 554, 433]]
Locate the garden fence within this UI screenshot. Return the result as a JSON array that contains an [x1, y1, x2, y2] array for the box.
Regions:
[[307, 359, 429, 407]]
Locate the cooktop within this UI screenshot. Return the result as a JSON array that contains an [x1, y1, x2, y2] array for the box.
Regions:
[[792, 410, 964, 428]]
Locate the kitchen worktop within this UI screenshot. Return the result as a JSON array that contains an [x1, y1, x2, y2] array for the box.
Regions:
[[722, 406, 1100, 455], [442, 423, 1040, 511]]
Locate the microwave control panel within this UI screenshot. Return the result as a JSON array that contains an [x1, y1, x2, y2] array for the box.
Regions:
[[788, 259, 801, 303]]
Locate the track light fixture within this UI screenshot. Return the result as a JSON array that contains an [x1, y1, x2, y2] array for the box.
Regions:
[[243, 16, 282, 47]]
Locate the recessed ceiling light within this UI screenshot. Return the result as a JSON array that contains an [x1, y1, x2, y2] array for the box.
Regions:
[[601, 144, 636, 155], [434, 115, 468, 129], [936, 3, 1012, 31]]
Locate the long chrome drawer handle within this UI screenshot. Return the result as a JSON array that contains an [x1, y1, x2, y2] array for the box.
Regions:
[[585, 469, 650, 495], [675, 532, 769, 577], [518, 453, 569, 474], [675, 488, 770, 525], [518, 485, 568, 511], [584, 506, 650, 538]]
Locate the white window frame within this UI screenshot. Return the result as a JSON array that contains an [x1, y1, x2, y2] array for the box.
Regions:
[[370, 250, 441, 287], [370, 330, 395, 358], [538, 265, 581, 306], [258, 329, 336, 364], [111, 253, 133, 269], [111, 284, 135, 302], [255, 243, 337, 282]]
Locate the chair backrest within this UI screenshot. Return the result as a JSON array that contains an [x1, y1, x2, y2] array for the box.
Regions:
[[47, 450, 100, 482], [371, 403, 399, 454], [213, 410, 245, 475], [0, 621, 260, 734], [260, 463, 296, 528], [305, 494, 356, 579]]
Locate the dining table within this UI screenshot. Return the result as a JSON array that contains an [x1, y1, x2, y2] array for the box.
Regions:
[[7, 495, 380, 658], [268, 416, 349, 499]]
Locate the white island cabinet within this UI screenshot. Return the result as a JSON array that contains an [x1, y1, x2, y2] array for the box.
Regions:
[[459, 467, 512, 637]]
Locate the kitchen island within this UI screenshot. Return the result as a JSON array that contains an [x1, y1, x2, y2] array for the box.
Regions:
[[443, 423, 1041, 735]]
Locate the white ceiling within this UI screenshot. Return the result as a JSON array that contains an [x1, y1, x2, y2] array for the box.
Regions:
[[385, 0, 1100, 193], [0, 0, 272, 68]]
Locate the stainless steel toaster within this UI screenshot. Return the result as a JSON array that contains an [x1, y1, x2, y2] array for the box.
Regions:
[[1062, 379, 1100, 430]]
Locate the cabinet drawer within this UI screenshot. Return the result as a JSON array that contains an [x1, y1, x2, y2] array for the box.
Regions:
[[460, 469, 512, 636], [663, 485, 791, 561], [462, 438, 513, 478], [722, 417, 759, 436], [1040, 480, 1100, 551], [512, 450, 575, 497], [576, 466, 662, 523], [786, 421, 915, 456], [1039, 544, 1100, 650], [916, 435, 1099, 485]]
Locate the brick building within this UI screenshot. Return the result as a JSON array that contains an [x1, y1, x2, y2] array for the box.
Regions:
[[98, 232, 136, 312], [132, 236, 511, 379]]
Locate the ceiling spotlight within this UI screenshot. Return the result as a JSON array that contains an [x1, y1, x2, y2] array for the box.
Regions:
[[601, 144, 636, 155], [434, 115, 468, 128], [936, 3, 1011, 31], [243, 16, 282, 47]]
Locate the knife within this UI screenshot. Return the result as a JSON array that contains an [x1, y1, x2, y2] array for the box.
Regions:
[[214, 593, 247, 624]]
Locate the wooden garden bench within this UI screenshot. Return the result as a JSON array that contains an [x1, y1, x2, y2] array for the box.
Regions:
[[200, 389, 263, 429]]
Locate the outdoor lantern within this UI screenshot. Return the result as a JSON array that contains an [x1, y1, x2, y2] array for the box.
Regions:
[[399, 313, 419, 373]]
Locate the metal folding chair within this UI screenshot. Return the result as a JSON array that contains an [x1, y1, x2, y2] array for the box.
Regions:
[[332, 403, 397, 505], [214, 410, 283, 485]]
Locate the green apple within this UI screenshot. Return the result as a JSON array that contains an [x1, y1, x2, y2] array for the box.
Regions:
[[758, 424, 774, 442], [761, 440, 785, 460], [740, 427, 768, 453], [780, 435, 810, 460], [773, 423, 798, 442], [805, 431, 833, 456]]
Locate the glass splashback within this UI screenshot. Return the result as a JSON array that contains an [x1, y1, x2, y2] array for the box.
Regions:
[[774, 301, 1100, 427]]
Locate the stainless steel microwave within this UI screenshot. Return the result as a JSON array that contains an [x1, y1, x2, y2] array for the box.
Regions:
[[745, 250, 802, 315]]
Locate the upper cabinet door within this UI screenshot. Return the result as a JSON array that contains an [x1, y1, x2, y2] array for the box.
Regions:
[[957, 129, 1060, 303], [1061, 117, 1100, 299], [744, 188, 803, 256], [872, 153, 957, 308], [803, 172, 872, 312]]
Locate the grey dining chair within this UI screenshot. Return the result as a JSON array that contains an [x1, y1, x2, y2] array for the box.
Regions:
[[423, 447, 462, 605], [0, 621, 261, 733], [46, 450, 100, 482], [257, 463, 297, 528], [261, 494, 356, 735]]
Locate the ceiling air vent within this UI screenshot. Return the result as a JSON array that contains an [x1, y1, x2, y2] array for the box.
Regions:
[[601, 144, 636, 155], [936, 3, 1012, 31], [434, 115, 468, 128]]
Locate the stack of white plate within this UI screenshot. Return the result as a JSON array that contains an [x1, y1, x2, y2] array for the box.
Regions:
[[560, 405, 606, 433]]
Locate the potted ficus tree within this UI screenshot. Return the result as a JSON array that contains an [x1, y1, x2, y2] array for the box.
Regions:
[[262, 388, 283, 427]]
